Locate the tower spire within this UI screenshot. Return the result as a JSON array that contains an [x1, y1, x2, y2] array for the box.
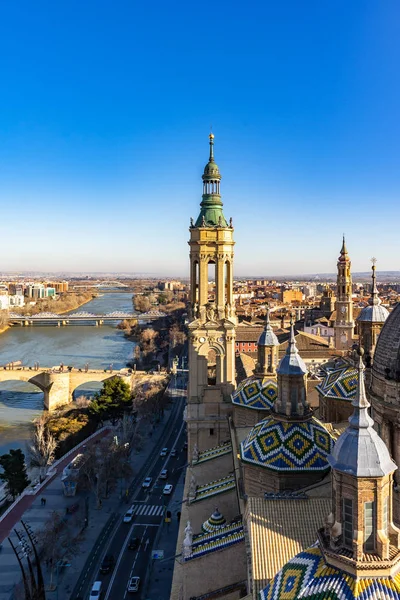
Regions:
[[209, 132, 214, 162], [369, 257, 381, 306], [341, 234, 347, 256], [347, 348, 374, 430]]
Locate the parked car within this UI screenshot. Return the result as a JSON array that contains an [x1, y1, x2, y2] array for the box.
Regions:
[[100, 554, 114, 574], [142, 477, 153, 489], [127, 576, 140, 593], [160, 448, 168, 457], [170, 449, 177, 457], [163, 484, 173, 495], [159, 469, 168, 480], [123, 509, 134, 523], [128, 537, 140, 550]]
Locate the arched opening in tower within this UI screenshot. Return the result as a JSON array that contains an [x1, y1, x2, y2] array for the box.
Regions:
[[208, 261, 216, 303], [207, 348, 217, 386]]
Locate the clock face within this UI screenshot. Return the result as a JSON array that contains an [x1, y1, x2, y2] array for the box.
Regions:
[[199, 337, 206, 343], [218, 337, 224, 342], [341, 306, 346, 314]]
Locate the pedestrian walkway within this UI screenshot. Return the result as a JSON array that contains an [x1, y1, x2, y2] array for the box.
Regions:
[[0, 390, 182, 600], [131, 504, 164, 516]]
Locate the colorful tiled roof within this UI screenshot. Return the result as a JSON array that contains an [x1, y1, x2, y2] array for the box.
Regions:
[[240, 417, 333, 472], [260, 544, 400, 599], [316, 363, 358, 401], [192, 474, 236, 502], [231, 376, 278, 410], [194, 441, 232, 464], [202, 508, 227, 533], [185, 522, 244, 561]]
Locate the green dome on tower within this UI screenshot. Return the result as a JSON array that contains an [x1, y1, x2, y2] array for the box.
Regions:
[[194, 134, 228, 228]]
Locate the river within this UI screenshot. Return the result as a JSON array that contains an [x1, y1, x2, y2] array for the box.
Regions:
[[0, 292, 136, 454]]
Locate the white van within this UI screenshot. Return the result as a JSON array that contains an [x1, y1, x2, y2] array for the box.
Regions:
[[89, 581, 102, 599]]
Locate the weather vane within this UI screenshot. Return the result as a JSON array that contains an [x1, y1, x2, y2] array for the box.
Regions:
[[371, 257, 377, 266]]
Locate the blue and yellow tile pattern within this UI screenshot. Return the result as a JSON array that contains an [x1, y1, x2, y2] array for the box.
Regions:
[[231, 376, 278, 411], [260, 544, 400, 599], [317, 364, 358, 402], [240, 417, 333, 471]]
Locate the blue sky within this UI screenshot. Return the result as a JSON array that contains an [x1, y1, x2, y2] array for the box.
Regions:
[[1, 1, 399, 276]]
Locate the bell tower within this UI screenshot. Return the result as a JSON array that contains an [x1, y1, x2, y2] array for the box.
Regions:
[[334, 236, 354, 350], [187, 134, 236, 454]]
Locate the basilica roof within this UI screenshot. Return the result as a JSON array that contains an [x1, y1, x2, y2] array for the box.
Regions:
[[316, 362, 358, 402], [259, 544, 400, 600], [240, 417, 333, 472], [231, 376, 278, 411], [191, 474, 236, 502], [372, 302, 400, 382]]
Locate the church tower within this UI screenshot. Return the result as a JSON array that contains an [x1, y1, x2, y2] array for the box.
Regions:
[[187, 134, 236, 454], [334, 236, 354, 350]]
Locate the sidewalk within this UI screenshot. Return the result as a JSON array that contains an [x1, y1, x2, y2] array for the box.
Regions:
[[0, 398, 179, 600], [145, 472, 185, 600]]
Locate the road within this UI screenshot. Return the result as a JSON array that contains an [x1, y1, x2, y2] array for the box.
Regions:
[[71, 371, 187, 600]]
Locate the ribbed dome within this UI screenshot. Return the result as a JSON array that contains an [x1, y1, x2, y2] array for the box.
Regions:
[[357, 303, 389, 323], [372, 302, 400, 382]]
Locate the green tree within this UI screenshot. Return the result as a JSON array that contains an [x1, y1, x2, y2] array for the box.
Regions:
[[0, 449, 30, 499], [89, 377, 132, 424]]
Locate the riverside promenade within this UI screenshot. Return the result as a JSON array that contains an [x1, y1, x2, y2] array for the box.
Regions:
[[0, 397, 179, 600]]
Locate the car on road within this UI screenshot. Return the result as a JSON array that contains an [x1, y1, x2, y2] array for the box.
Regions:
[[159, 469, 168, 480], [163, 484, 173, 495], [89, 581, 102, 599], [123, 508, 134, 523], [127, 576, 141, 593], [142, 477, 153, 489], [170, 448, 177, 457], [160, 447, 168, 457], [128, 537, 140, 550], [100, 554, 114, 573]]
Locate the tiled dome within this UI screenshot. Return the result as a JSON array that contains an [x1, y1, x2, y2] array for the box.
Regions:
[[260, 544, 400, 600], [240, 417, 333, 472], [231, 376, 278, 411], [201, 508, 226, 533]]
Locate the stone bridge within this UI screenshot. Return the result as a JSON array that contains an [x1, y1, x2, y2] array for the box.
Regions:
[[0, 368, 143, 411]]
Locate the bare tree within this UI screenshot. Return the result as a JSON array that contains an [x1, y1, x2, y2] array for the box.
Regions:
[[134, 295, 151, 312], [38, 511, 72, 589], [74, 395, 90, 409], [27, 416, 58, 482]]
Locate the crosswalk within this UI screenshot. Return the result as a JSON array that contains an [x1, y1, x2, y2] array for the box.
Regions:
[[131, 504, 165, 517]]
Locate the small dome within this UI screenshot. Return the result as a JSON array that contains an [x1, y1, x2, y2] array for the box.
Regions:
[[372, 302, 400, 382], [260, 544, 400, 600], [201, 508, 226, 533], [357, 303, 389, 323], [240, 417, 333, 472], [203, 160, 221, 178], [231, 376, 277, 411]]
